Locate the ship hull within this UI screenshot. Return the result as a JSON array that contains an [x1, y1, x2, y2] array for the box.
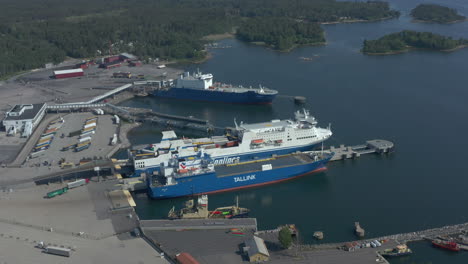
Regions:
[[147, 155, 331, 199], [152, 88, 276, 104], [135, 143, 319, 174]]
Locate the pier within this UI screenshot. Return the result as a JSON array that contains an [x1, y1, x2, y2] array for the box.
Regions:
[[320, 139, 394, 162], [140, 218, 258, 231], [298, 222, 468, 251]]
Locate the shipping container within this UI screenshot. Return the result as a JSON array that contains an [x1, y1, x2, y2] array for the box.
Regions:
[[76, 141, 91, 148], [54, 68, 84, 79], [61, 144, 76, 151], [75, 144, 90, 152], [80, 130, 95, 137], [83, 123, 96, 129], [79, 136, 92, 143], [36, 141, 51, 148], [38, 136, 53, 144], [44, 246, 71, 257], [82, 126, 96, 133]]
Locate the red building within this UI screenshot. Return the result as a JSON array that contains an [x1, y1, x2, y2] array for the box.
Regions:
[[104, 55, 120, 63], [53, 68, 84, 79]]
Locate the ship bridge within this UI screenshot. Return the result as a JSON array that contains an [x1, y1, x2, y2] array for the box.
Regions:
[[240, 120, 289, 133]]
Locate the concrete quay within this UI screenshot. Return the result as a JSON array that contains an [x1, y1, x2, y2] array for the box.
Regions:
[[141, 218, 258, 231], [0, 177, 168, 264]]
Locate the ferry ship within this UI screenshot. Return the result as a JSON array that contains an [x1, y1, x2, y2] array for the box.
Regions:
[[147, 151, 333, 199], [152, 71, 278, 104], [131, 110, 332, 174]]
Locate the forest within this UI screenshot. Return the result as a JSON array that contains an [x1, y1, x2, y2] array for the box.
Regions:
[[362, 30, 468, 54], [410, 4, 466, 23], [237, 18, 325, 51], [0, 0, 400, 78]]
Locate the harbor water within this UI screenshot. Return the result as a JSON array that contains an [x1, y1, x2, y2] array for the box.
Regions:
[[122, 0, 468, 262]]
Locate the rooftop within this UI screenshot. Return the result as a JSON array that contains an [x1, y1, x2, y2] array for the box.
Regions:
[[4, 103, 46, 121], [245, 236, 270, 257], [53, 68, 84, 75], [241, 120, 290, 131]]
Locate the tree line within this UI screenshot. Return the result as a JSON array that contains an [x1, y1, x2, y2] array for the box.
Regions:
[[362, 30, 468, 54], [0, 0, 400, 78]]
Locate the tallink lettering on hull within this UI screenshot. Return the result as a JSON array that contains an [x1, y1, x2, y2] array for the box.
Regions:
[[147, 154, 332, 199]]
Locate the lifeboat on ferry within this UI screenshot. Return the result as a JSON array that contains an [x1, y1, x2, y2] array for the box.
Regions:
[[275, 139, 283, 144], [225, 141, 237, 147], [251, 139, 264, 144], [178, 169, 189, 173]]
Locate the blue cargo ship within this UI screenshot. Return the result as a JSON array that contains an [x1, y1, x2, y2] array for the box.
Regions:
[[152, 71, 278, 104], [147, 151, 332, 199]]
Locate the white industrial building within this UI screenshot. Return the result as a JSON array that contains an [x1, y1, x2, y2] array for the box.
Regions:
[[2, 103, 47, 137]]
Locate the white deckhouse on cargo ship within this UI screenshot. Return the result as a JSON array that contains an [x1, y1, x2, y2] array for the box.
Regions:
[[131, 109, 332, 174]]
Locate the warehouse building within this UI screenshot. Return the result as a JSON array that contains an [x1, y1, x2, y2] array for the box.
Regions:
[[54, 68, 84, 79], [2, 103, 47, 137], [243, 236, 270, 262]]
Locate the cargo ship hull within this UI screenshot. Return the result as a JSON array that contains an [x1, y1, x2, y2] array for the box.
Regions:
[[152, 88, 276, 104], [148, 153, 331, 199]]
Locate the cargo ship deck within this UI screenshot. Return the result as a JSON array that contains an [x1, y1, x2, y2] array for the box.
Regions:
[[215, 153, 320, 178]]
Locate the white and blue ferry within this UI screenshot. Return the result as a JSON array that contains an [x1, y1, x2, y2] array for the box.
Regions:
[[132, 110, 332, 175], [148, 151, 333, 199], [152, 71, 278, 104]]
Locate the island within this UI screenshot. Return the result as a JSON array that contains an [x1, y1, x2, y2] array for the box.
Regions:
[[237, 18, 325, 51], [362, 30, 468, 55], [410, 4, 466, 24], [0, 0, 400, 79]]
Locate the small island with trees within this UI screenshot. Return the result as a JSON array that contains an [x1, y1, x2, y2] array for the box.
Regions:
[[237, 17, 325, 51], [410, 4, 467, 24], [362, 30, 468, 55]]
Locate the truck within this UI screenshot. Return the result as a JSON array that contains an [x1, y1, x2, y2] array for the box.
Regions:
[[67, 179, 89, 189], [114, 115, 120, 124], [43, 246, 71, 257], [46, 187, 68, 198]]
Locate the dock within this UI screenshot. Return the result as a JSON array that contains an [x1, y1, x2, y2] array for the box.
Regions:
[[320, 139, 394, 161], [140, 218, 257, 231]]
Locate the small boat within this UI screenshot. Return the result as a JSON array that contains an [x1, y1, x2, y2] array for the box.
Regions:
[[380, 244, 412, 257], [432, 239, 460, 252]]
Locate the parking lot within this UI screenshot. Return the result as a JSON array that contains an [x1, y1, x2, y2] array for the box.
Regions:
[[26, 112, 119, 169]]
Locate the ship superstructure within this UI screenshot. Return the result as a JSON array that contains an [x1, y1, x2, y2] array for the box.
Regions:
[[152, 71, 278, 104], [131, 110, 332, 174]]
